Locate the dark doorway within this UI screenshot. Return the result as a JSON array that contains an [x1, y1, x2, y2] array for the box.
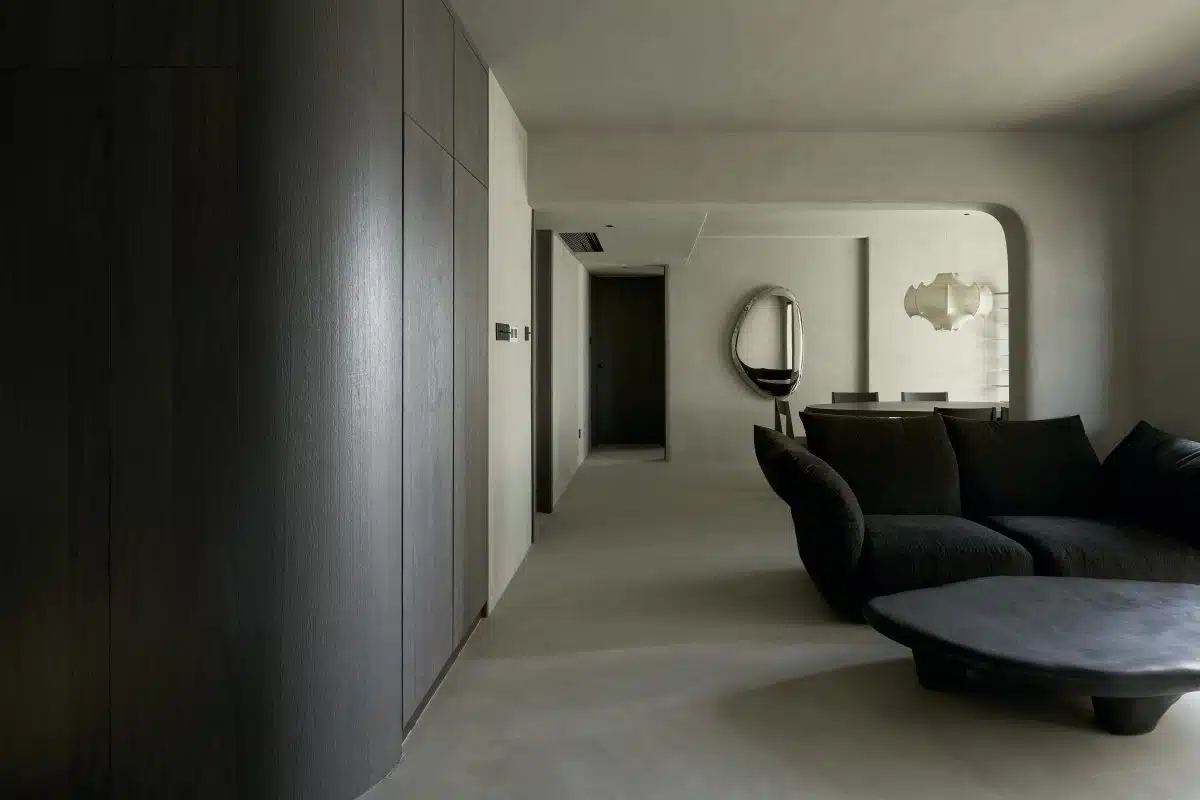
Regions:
[[590, 276, 667, 447]]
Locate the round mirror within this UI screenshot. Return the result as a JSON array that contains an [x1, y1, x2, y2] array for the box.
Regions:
[[731, 286, 804, 398]]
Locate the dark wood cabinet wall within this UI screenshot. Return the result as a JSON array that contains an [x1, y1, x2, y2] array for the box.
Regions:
[[405, 0, 455, 152], [402, 117, 457, 725], [454, 27, 490, 186], [400, 0, 490, 729], [454, 163, 490, 641], [3, 0, 489, 797], [3, 72, 112, 800], [108, 69, 242, 799]]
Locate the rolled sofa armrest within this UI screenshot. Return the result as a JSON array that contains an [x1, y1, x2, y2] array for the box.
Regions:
[[754, 425, 865, 614]]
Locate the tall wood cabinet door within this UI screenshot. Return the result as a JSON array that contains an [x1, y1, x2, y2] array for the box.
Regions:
[[112, 0, 237, 67], [453, 27, 489, 186], [403, 118, 456, 724], [453, 164, 489, 641], [108, 70, 240, 800], [404, 0, 454, 151], [1, 73, 111, 800]]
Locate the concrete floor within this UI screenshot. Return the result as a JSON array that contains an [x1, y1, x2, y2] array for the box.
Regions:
[[585, 445, 667, 466], [366, 459, 1200, 800]]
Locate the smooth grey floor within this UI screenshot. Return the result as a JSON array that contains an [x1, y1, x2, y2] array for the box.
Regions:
[[365, 459, 1200, 800], [586, 445, 667, 466]]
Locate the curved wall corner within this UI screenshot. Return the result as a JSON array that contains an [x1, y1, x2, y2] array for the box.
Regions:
[[975, 204, 1029, 420]]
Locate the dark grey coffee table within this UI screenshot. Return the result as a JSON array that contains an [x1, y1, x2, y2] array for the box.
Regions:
[[864, 576, 1200, 735]]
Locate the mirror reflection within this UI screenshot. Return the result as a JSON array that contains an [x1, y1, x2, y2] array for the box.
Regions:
[[731, 286, 804, 397]]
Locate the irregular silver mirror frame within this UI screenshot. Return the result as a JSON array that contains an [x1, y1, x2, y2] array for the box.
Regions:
[[730, 285, 805, 398]]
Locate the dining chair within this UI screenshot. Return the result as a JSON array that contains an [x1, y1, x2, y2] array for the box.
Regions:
[[901, 391, 949, 402], [773, 398, 795, 438], [934, 406, 996, 421], [831, 391, 879, 403]]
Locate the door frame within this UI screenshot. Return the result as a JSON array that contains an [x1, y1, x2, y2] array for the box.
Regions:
[[663, 264, 671, 462], [532, 229, 554, 516]]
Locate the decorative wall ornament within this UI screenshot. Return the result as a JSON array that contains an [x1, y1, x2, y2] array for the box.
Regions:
[[904, 273, 995, 331]]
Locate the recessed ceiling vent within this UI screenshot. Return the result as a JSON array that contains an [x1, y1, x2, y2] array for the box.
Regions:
[[560, 232, 604, 253]]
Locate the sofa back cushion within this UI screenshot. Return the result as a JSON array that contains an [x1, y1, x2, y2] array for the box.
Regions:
[[797, 412, 961, 515], [754, 425, 862, 519], [942, 415, 1099, 517], [1098, 421, 1200, 542], [752, 426, 865, 598]]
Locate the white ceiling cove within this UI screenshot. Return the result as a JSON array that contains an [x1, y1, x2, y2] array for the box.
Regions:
[[450, 0, 1200, 130], [535, 206, 707, 274], [534, 204, 996, 274]]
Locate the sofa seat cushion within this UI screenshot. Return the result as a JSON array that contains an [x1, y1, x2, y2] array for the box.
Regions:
[[985, 516, 1200, 582], [942, 415, 1100, 517], [856, 515, 1034, 600], [799, 412, 961, 515], [1098, 421, 1200, 544]]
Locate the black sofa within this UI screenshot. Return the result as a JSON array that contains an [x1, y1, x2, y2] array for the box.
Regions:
[[754, 414, 1200, 619]]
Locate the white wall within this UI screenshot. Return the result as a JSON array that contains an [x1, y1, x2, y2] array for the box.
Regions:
[[670, 237, 863, 463], [529, 131, 1136, 450], [1132, 99, 1200, 440], [550, 235, 590, 502], [700, 209, 1010, 404], [664, 210, 1009, 464], [863, 212, 1010, 404], [487, 75, 533, 608]]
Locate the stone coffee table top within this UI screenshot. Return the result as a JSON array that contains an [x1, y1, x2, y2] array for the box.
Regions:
[[864, 576, 1200, 734]]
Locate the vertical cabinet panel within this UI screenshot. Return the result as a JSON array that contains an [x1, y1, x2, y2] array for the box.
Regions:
[[112, 0, 237, 67], [454, 165, 490, 640], [403, 118, 456, 723], [404, 0, 454, 151], [1, 74, 110, 800], [453, 28, 489, 186], [109, 70, 240, 799], [62, 82, 115, 800]]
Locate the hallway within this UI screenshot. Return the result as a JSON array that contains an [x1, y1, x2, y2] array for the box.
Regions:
[[369, 459, 1200, 799]]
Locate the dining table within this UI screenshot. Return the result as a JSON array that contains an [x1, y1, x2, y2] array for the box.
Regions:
[[803, 400, 1008, 418]]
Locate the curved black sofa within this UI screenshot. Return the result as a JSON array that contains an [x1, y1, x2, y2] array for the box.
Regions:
[[754, 415, 1200, 619]]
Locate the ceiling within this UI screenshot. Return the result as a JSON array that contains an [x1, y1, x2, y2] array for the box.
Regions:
[[535, 206, 707, 274], [535, 204, 992, 273], [450, 0, 1200, 130]]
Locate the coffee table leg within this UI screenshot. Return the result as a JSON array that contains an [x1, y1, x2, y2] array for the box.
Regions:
[[913, 651, 968, 692], [1091, 695, 1181, 735]]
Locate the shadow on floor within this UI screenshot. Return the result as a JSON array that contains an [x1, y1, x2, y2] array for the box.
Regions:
[[717, 659, 1098, 764]]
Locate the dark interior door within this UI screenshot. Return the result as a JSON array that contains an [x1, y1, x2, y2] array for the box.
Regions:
[[590, 276, 666, 446]]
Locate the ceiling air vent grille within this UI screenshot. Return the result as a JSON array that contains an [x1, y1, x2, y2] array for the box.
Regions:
[[560, 232, 604, 253]]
